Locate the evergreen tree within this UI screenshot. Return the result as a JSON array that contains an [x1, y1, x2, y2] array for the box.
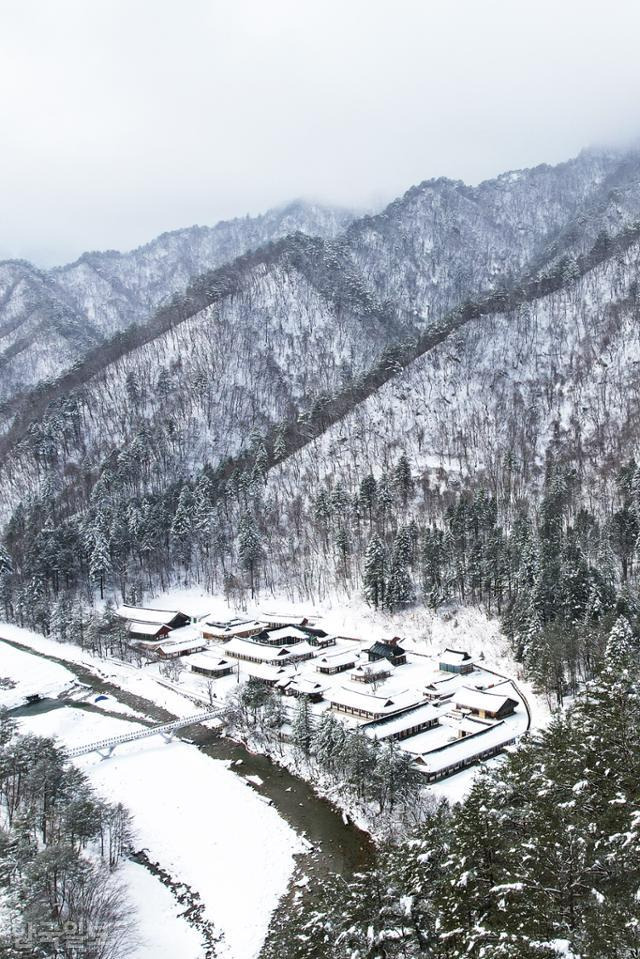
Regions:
[[313, 711, 346, 774], [334, 527, 350, 585], [358, 474, 377, 528], [238, 511, 262, 598], [393, 452, 413, 507], [251, 442, 269, 487], [89, 529, 111, 600], [605, 614, 635, 665], [386, 527, 415, 611], [291, 696, 315, 759], [273, 428, 287, 461], [363, 534, 386, 609], [170, 484, 196, 567]]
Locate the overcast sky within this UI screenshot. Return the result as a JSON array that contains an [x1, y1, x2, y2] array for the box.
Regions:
[[1, 0, 640, 266]]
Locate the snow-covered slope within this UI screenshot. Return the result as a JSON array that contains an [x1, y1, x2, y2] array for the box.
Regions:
[[344, 148, 621, 316], [236, 233, 640, 600], [0, 201, 355, 403], [3, 147, 640, 412], [0, 233, 406, 520], [269, 236, 640, 499], [3, 147, 640, 540]]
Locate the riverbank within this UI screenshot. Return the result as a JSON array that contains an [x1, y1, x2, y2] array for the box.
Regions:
[[15, 700, 302, 959], [1, 630, 376, 959]]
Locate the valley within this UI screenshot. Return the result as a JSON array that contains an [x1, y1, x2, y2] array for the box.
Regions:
[[2, 143, 640, 959]]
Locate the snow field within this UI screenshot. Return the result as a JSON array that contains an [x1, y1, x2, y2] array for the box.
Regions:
[[16, 705, 303, 959]]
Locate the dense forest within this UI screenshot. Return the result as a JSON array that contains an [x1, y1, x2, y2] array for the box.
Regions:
[[0, 715, 134, 958], [3, 402, 640, 706]]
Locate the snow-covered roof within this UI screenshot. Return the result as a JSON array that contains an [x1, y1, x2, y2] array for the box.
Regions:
[[155, 638, 206, 655], [287, 677, 327, 695], [262, 626, 310, 642], [205, 617, 253, 629], [351, 660, 394, 677], [454, 686, 518, 715], [367, 639, 406, 657], [452, 716, 493, 736], [413, 720, 516, 775], [128, 621, 167, 636], [223, 636, 315, 662], [203, 620, 263, 637], [363, 702, 440, 740], [316, 650, 358, 668], [117, 604, 185, 625], [240, 661, 294, 682], [439, 648, 474, 666], [327, 686, 423, 717], [257, 613, 312, 627], [185, 653, 232, 671], [486, 679, 521, 700], [167, 624, 201, 642]]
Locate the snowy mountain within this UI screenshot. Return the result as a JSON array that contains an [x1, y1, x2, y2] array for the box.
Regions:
[[3, 148, 640, 513], [3, 146, 640, 602], [0, 200, 356, 404], [258, 227, 640, 594]]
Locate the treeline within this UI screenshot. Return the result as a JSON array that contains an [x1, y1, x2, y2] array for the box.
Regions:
[[2, 435, 640, 705], [224, 681, 426, 820], [0, 715, 135, 958], [264, 620, 640, 959]]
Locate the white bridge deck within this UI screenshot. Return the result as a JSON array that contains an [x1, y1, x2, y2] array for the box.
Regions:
[[67, 709, 224, 758]]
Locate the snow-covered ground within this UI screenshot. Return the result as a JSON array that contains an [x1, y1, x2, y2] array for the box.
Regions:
[[0, 640, 79, 709], [119, 859, 204, 959], [0, 592, 554, 954], [0, 623, 205, 720], [15, 704, 303, 959], [1, 622, 306, 959]]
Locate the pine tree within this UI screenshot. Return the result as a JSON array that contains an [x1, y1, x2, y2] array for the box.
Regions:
[[376, 474, 395, 532], [314, 490, 332, 552], [238, 511, 261, 598], [313, 711, 345, 774], [393, 452, 413, 507], [358, 474, 377, 528], [605, 614, 635, 665], [170, 485, 196, 568], [386, 527, 415, 611], [273, 428, 287, 461], [89, 529, 111, 600], [330, 481, 350, 517], [342, 729, 375, 800], [251, 442, 269, 487], [334, 526, 350, 582], [50, 594, 72, 642], [291, 696, 315, 760], [363, 534, 386, 609]]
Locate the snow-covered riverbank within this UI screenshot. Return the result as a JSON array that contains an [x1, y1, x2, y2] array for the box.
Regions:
[[0, 639, 79, 708], [1, 641, 303, 959]]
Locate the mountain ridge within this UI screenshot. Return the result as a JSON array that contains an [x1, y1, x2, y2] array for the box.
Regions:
[[0, 199, 358, 404], [3, 146, 640, 535]]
